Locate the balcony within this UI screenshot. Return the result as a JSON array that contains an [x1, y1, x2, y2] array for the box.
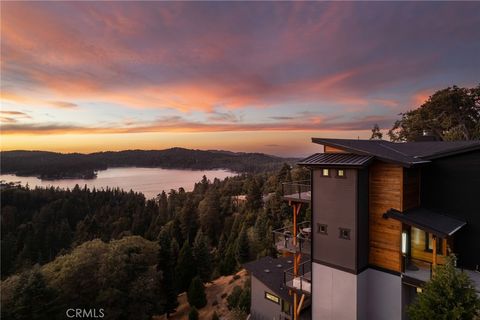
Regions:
[[282, 181, 311, 203], [273, 221, 311, 255], [403, 257, 480, 293], [284, 260, 312, 295]]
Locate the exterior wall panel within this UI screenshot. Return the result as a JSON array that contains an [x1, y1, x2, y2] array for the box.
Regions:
[[250, 276, 283, 320], [312, 262, 358, 320], [313, 168, 357, 272]]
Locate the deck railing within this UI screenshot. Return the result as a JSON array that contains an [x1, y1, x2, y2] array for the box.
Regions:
[[282, 180, 311, 202], [272, 221, 311, 255], [284, 260, 312, 294]]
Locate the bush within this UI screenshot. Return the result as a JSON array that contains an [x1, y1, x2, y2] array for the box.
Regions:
[[407, 255, 480, 320], [227, 286, 242, 310]]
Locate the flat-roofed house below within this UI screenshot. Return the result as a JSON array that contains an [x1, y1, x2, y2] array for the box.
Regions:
[[244, 256, 311, 320]]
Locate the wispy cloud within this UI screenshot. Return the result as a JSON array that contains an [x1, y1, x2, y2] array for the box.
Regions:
[[49, 101, 78, 109], [1, 113, 396, 135]]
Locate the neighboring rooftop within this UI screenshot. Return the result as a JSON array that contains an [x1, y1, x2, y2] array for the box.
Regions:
[[311, 138, 480, 167], [243, 256, 296, 302]]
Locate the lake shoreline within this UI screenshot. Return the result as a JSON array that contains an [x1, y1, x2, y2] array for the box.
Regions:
[[0, 167, 235, 199]]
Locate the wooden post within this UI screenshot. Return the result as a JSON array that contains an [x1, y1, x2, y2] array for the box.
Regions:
[[442, 238, 447, 256], [291, 202, 302, 320], [432, 235, 437, 276]]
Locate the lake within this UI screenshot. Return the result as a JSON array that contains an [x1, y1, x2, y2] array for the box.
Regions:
[[0, 167, 235, 199]]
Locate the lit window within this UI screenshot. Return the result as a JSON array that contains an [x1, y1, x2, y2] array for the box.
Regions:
[[322, 169, 330, 177], [265, 292, 280, 304], [317, 223, 328, 235], [339, 228, 351, 240], [282, 300, 291, 314], [425, 232, 442, 254], [337, 169, 345, 177]]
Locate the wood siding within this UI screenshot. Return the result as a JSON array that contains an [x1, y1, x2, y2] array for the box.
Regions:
[[369, 161, 403, 272], [411, 227, 446, 265], [325, 146, 348, 153]]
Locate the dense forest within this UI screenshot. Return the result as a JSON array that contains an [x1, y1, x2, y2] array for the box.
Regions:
[[1, 164, 309, 319], [0, 148, 296, 179]]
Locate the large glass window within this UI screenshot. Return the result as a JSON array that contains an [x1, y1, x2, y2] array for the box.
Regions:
[[424, 232, 442, 254]]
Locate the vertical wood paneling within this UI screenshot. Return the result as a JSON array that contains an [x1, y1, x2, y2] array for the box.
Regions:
[[369, 161, 403, 272]]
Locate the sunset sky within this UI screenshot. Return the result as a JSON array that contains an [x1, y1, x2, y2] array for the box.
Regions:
[[1, 2, 479, 157]]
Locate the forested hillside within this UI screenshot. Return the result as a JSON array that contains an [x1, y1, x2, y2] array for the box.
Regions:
[[1, 164, 310, 319], [1, 148, 296, 179]]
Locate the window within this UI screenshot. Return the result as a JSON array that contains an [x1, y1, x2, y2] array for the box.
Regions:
[[322, 168, 330, 177], [336, 169, 346, 178], [265, 292, 280, 304], [282, 300, 291, 314], [317, 223, 328, 235], [339, 228, 351, 240], [424, 232, 442, 254]]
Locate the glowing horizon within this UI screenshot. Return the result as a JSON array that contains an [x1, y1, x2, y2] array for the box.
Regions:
[[1, 2, 479, 156]]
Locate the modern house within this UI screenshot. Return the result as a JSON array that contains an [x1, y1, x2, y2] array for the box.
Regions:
[[246, 137, 480, 320]]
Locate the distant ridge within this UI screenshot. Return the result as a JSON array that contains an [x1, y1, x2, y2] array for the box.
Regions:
[[0, 148, 297, 180]]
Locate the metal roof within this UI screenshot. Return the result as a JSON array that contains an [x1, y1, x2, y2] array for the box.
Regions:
[[384, 208, 467, 238], [311, 138, 480, 167], [298, 153, 373, 167]]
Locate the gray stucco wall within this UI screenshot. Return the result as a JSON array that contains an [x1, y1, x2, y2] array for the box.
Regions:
[[365, 268, 402, 320], [313, 168, 357, 271], [250, 276, 284, 320], [311, 263, 402, 320], [312, 262, 358, 320]]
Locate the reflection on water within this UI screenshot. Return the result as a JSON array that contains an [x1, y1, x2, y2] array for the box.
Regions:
[[0, 167, 234, 199]]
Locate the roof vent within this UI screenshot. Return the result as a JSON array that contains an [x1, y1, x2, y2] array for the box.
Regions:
[[276, 264, 282, 268], [264, 269, 270, 273]]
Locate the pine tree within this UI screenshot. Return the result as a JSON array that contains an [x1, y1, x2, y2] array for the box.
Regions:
[[246, 178, 263, 212], [175, 241, 197, 293], [220, 244, 237, 275], [407, 256, 480, 320], [157, 230, 178, 316], [253, 211, 271, 256], [193, 230, 212, 283], [198, 188, 221, 243], [179, 197, 197, 243], [236, 225, 250, 264], [187, 276, 207, 309]]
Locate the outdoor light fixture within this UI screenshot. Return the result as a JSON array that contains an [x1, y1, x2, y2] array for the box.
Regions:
[[402, 231, 407, 254]]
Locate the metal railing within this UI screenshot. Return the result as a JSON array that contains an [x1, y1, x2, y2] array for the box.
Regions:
[[284, 260, 312, 294], [272, 221, 311, 255], [282, 181, 311, 202]]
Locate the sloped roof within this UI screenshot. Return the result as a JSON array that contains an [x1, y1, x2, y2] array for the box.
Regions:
[[298, 153, 373, 167], [384, 208, 467, 238], [311, 138, 480, 167]]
